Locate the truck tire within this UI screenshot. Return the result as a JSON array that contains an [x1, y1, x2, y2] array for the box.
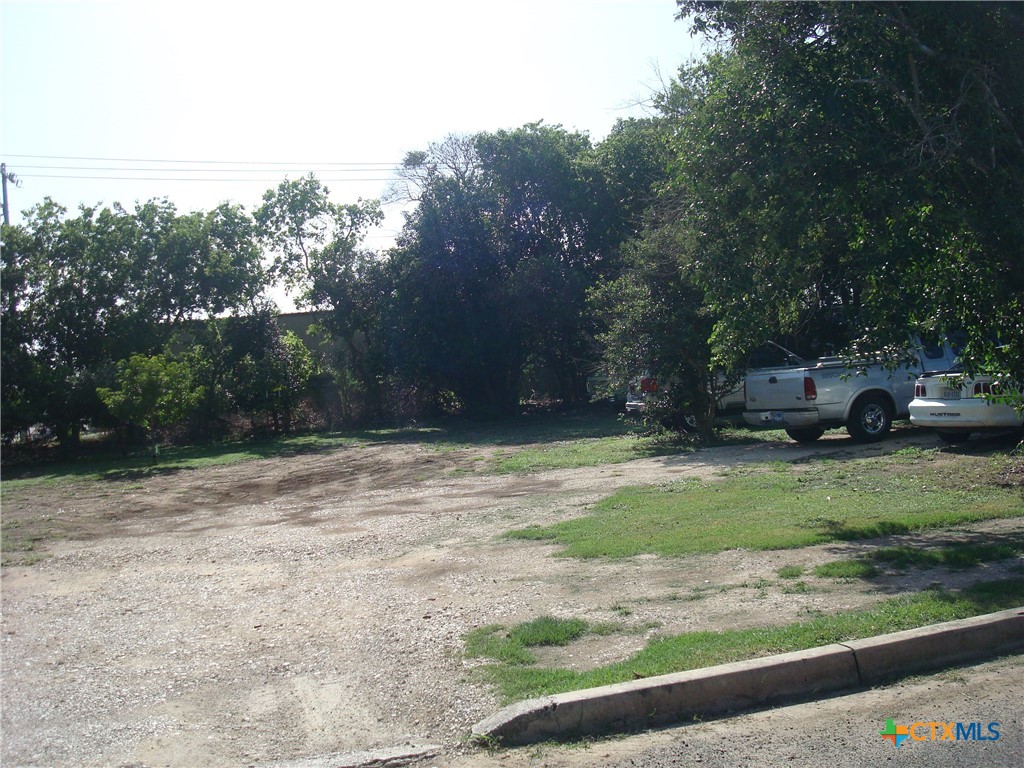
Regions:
[[785, 427, 825, 443], [661, 412, 699, 433], [846, 394, 892, 442]]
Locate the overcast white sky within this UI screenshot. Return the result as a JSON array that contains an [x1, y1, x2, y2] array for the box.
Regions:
[[1, 0, 702, 284]]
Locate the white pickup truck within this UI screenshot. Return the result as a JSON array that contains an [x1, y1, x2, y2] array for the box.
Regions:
[[743, 340, 960, 442]]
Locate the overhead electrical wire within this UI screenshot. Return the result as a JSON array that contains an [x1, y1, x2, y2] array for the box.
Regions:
[[16, 165, 399, 173], [4, 153, 402, 166], [3, 153, 407, 183], [18, 173, 396, 182]]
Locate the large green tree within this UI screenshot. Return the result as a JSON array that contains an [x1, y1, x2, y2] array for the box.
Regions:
[[667, 1, 1024, 378], [1, 198, 264, 447], [387, 123, 671, 417], [255, 175, 387, 421], [388, 137, 521, 418]]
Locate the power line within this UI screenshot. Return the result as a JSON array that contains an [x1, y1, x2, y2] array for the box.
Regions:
[[18, 173, 396, 182], [8, 153, 407, 183], [4, 153, 403, 166], [16, 164, 401, 173]]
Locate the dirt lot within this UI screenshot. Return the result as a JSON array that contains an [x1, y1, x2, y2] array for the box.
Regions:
[[2, 428, 1022, 767]]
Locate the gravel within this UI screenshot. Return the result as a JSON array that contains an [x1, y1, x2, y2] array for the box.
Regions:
[[2, 431, 1020, 767]]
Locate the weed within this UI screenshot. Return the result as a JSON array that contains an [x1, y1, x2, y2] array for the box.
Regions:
[[781, 581, 811, 594], [466, 616, 593, 668], [510, 616, 587, 647]]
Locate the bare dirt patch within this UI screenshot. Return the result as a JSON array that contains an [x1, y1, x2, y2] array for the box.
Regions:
[[2, 430, 1021, 767]]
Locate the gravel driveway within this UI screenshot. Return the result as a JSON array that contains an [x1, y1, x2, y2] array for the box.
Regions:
[[2, 431, 1020, 767]]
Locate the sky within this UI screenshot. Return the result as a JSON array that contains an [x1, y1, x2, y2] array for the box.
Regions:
[[1, 0, 702, 298]]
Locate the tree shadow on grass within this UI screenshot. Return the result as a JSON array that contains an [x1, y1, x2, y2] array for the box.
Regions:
[[814, 528, 1024, 599], [2, 407, 662, 485]]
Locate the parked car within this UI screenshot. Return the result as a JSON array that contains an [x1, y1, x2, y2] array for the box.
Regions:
[[743, 337, 960, 442], [909, 369, 1023, 444], [624, 374, 658, 415], [625, 341, 806, 421]]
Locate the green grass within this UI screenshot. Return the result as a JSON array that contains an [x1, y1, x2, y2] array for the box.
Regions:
[[812, 540, 1024, 581], [0, 431, 374, 489], [506, 455, 1024, 558], [491, 433, 686, 473], [465, 616, 594, 666], [873, 542, 1023, 569], [777, 565, 805, 579], [814, 560, 880, 579], [469, 578, 1024, 703], [1, 409, 684, 487]]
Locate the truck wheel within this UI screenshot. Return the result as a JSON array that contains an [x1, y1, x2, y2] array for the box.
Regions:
[[936, 430, 971, 445], [785, 427, 825, 443], [661, 412, 698, 433], [846, 395, 892, 442]]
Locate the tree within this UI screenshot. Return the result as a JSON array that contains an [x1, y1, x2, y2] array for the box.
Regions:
[[2, 200, 140, 447], [1, 197, 267, 447], [668, 1, 1024, 380], [97, 353, 203, 453], [255, 174, 382, 294], [476, 123, 610, 402], [255, 174, 387, 421], [222, 305, 311, 433], [388, 141, 522, 418], [1, 223, 44, 435], [387, 123, 672, 416], [125, 199, 265, 326], [590, 216, 718, 437]]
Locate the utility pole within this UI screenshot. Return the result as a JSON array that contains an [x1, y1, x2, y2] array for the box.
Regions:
[[1, 163, 21, 227]]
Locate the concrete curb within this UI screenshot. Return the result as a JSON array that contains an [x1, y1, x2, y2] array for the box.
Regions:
[[472, 607, 1024, 747]]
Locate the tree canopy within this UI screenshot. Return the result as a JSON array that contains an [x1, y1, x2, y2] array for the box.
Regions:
[[4, 1, 1022, 446], [670, 0, 1023, 377]]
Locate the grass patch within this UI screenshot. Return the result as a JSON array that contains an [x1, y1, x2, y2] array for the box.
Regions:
[[707, 426, 792, 445], [0, 517, 58, 566], [814, 540, 1024, 580], [1, 409, 694, 488], [469, 578, 1024, 702], [873, 542, 1023, 570], [490, 434, 685, 474], [814, 560, 880, 579], [777, 565, 805, 579], [506, 454, 1024, 558], [465, 616, 597, 666], [1, 431, 372, 489]]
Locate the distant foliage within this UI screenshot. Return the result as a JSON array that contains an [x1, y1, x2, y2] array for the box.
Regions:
[[97, 354, 203, 442]]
